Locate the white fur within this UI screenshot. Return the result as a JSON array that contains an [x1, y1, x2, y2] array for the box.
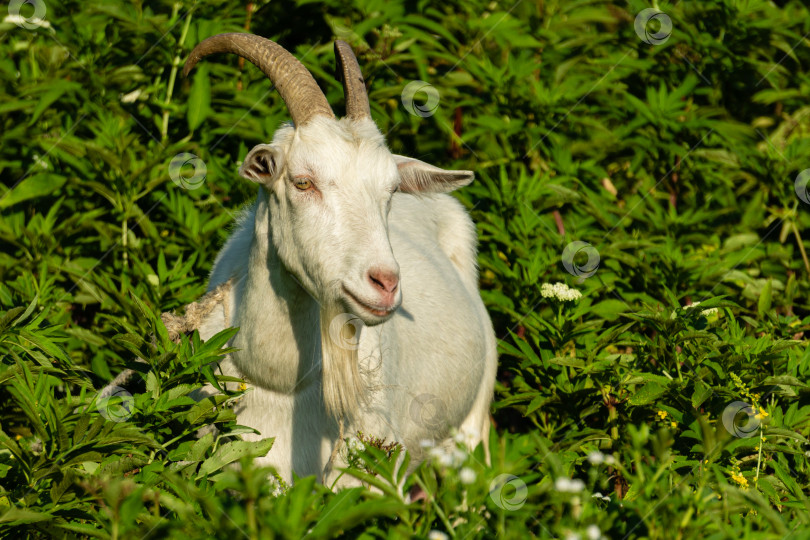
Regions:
[[196, 116, 497, 486]]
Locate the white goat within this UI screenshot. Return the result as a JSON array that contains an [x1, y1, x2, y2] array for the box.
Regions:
[[183, 34, 497, 486]]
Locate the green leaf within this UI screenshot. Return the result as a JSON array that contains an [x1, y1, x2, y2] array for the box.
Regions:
[[50, 469, 76, 505], [761, 375, 807, 388], [0, 173, 67, 209], [196, 438, 274, 478], [691, 380, 713, 409], [548, 356, 585, 368], [0, 307, 25, 333], [0, 507, 52, 525], [628, 382, 667, 406], [187, 64, 211, 132], [28, 81, 82, 125], [758, 278, 773, 316], [307, 489, 406, 538], [188, 431, 215, 462]]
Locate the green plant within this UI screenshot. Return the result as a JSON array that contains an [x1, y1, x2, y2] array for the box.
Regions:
[[2, 0, 810, 537]]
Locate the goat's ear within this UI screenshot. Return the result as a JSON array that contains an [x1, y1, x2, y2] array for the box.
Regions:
[[240, 144, 284, 184], [394, 155, 474, 194]]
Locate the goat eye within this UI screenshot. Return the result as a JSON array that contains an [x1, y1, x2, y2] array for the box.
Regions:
[[293, 178, 312, 191]]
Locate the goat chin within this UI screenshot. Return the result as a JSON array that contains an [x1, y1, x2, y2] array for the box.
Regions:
[[319, 301, 366, 419]]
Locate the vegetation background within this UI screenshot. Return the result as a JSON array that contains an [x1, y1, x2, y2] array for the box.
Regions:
[[1, 0, 810, 538]]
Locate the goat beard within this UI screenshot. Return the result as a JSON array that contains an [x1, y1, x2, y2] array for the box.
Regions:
[[319, 299, 366, 420]]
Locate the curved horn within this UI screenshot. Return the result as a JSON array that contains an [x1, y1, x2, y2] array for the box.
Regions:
[[184, 33, 334, 126], [334, 40, 370, 120]]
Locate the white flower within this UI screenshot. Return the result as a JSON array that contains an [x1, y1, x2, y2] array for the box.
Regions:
[[603, 454, 616, 466], [430, 446, 454, 468], [585, 524, 601, 540], [450, 426, 477, 447], [587, 451, 604, 465], [541, 282, 582, 302], [419, 439, 435, 449], [269, 476, 285, 497], [428, 531, 449, 540], [429, 443, 467, 469], [32, 154, 48, 170], [592, 492, 611, 502], [555, 477, 585, 493], [459, 467, 476, 484], [564, 533, 581, 540], [347, 437, 365, 453], [449, 427, 476, 449], [438, 452, 454, 468]]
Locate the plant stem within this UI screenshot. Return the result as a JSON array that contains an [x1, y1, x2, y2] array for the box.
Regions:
[[791, 221, 810, 275], [755, 425, 763, 489], [247, 498, 257, 540], [412, 475, 455, 537], [122, 216, 128, 266], [161, 5, 193, 140]]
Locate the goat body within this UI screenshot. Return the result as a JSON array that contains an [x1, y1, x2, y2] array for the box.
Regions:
[[182, 34, 497, 486]]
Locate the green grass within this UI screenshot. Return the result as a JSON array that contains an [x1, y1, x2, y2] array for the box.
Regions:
[[2, 0, 810, 538]]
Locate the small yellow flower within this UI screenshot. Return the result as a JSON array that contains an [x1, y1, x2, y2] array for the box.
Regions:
[[238, 382, 247, 392], [670, 421, 677, 429], [755, 407, 769, 420], [731, 473, 748, 488], [657, 410, 668, 420]]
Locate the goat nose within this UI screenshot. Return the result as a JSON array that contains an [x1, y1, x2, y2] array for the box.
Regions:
[[367, 268, 399, 293]]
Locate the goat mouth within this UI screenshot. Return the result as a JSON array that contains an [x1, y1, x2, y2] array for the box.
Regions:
[[341, 286, 396, 318]]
